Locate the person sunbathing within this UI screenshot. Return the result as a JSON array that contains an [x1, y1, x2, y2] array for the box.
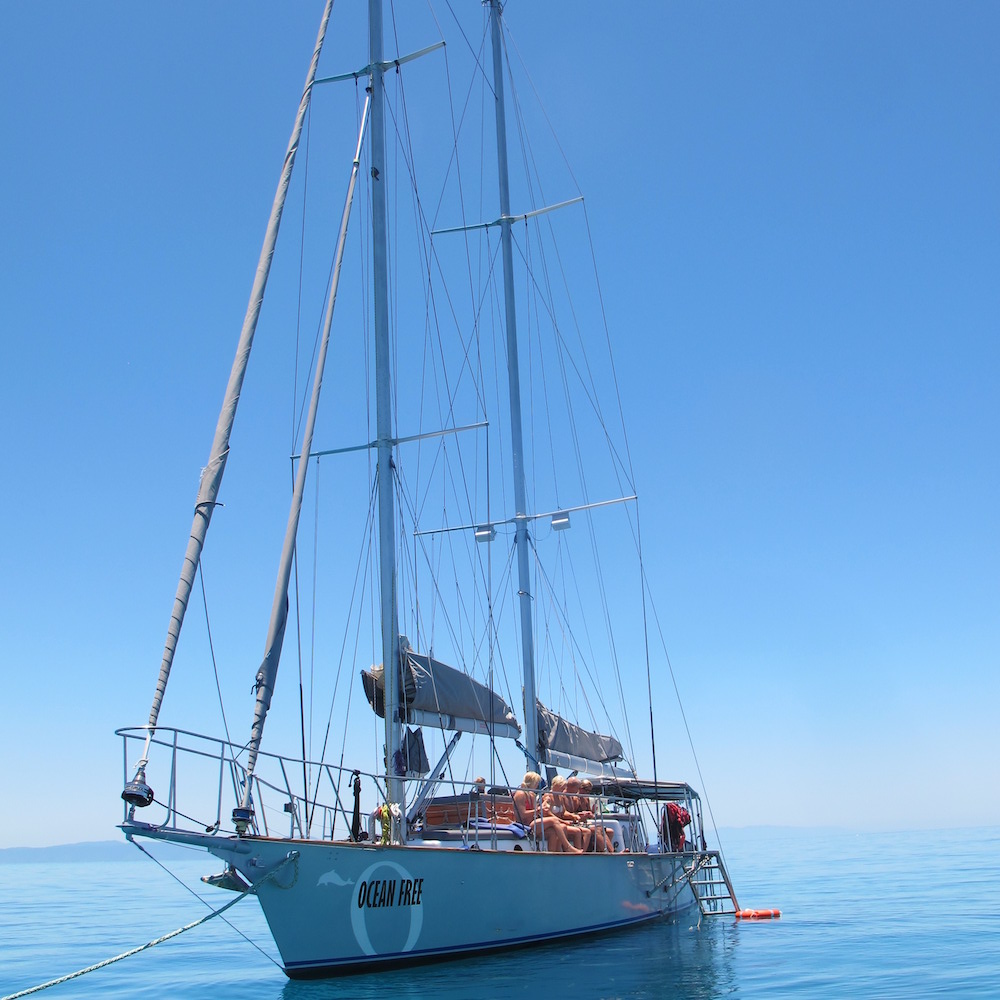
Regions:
[[512, 772, 582, 853], [544, 775, 591, 852], [579, 778, 615, 853], [565, 775, 603, 852], [565, 776, 593, 820]]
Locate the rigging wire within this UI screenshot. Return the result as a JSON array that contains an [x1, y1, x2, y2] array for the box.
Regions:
[[289, 94, 320, 840], [527, 535, 621, 743], [384, 7, 523, 791], [307, 474, 379, 832], [198, 563, 233, 751], [501, 20, 635, 496], [440, 1, 496, 104], [396, 467, 519, 719], [635, 501, 660, 797], [309, 456, 320, 764], [504, 230, 630, 481], [494, 30, 640, 763], [381, 77, 491, 488], [292, 101, 313, 445], [501, 25, 585, 200], [579, 200, 637, 484], [290, 477, 310, 840], [378, 24, 496, 451], [505, 19, 671, 796], [643, 565, 730, 866]]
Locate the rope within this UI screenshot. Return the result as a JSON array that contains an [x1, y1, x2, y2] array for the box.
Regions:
[[1, 851, 297, 1000], [642, 573, 728, 861], [199, 562, 233, 751], [128, 839, 281, 967]]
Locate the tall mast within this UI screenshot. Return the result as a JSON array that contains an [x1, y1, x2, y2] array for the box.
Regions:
[[370, 0, 405, 812], [489, 1, 540, 772]]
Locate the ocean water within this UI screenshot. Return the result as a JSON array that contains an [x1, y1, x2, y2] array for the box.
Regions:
[[1, 827, 998, 998]]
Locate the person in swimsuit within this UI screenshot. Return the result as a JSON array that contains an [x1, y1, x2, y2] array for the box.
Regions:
[[512, 772, 582, 853], [566, 775, 606, 853], [565, 777, 592, 819], [579, 778, 614, 852], [544, 775, 591, 852]]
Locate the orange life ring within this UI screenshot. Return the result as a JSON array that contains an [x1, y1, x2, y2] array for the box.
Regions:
[[735, 908, 781, 920]]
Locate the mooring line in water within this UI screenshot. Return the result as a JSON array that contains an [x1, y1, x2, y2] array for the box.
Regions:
[[1, 852, 297, 1000], [129, 839, 282, 968]]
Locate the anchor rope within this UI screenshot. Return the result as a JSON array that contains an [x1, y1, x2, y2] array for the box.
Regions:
[[127, 839, 282, 968], [1, 850, 296, 1000]]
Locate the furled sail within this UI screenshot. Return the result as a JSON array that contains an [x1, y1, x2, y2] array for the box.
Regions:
[[536, 701, 623, 767], [362, 639, 520, 739]]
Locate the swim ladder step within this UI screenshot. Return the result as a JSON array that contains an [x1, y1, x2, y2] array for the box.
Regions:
[[687, 851, 739, 916]]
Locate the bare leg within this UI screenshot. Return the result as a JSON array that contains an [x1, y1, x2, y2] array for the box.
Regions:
[[556, 821, 583, 853], [537, 817, 582, 853], [590, 823, 605, 852]]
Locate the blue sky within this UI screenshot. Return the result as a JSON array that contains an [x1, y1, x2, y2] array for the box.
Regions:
[[1, 2, 997, 849]]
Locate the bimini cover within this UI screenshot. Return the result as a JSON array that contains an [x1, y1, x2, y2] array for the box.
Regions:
[[362, 643, 520, 739], [537, 700, 623, 764]]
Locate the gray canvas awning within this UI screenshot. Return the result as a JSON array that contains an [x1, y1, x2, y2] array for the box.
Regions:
[[536, 701, 623, 766], [362, 642, 521, 740]]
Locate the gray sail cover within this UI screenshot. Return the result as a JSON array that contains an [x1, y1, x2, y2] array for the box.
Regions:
[[537, 701, 623, 764], [362, 647, 520, 736]]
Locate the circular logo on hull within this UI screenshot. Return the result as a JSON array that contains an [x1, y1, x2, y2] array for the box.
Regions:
[[349, 859, 424, 956]]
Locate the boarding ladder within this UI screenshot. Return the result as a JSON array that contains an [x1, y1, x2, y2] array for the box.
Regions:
[[686, 851, 739, 916]]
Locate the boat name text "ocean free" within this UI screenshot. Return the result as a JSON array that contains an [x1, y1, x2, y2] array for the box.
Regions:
[[356, 877, 424, 909]]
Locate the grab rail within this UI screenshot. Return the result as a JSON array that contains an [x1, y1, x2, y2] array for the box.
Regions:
[[117, 725, 395, 841]]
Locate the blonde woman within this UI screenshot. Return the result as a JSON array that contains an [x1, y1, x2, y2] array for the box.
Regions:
[[512, 772, 581, 853], [544, 775, 591, 852]]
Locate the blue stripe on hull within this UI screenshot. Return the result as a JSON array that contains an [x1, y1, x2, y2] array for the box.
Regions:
[[283, 907, 689, 978]]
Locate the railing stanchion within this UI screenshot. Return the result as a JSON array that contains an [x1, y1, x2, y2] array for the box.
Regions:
[[169, 730, 179, 828], [215, 739, 225, 830]]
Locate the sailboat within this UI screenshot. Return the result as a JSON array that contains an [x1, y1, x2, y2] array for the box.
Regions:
[[119, 0, 739, 977]]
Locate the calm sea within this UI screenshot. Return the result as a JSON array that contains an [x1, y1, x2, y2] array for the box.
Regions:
[[2, 827, 997, 998]]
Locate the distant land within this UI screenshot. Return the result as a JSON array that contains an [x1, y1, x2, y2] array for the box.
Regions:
[[4, 824, 967, 863], [0, 840, 193, 864], [0, 826, 836, 863]]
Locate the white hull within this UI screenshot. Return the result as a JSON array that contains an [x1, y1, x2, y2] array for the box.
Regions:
[[138, 829, 697, 976]]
